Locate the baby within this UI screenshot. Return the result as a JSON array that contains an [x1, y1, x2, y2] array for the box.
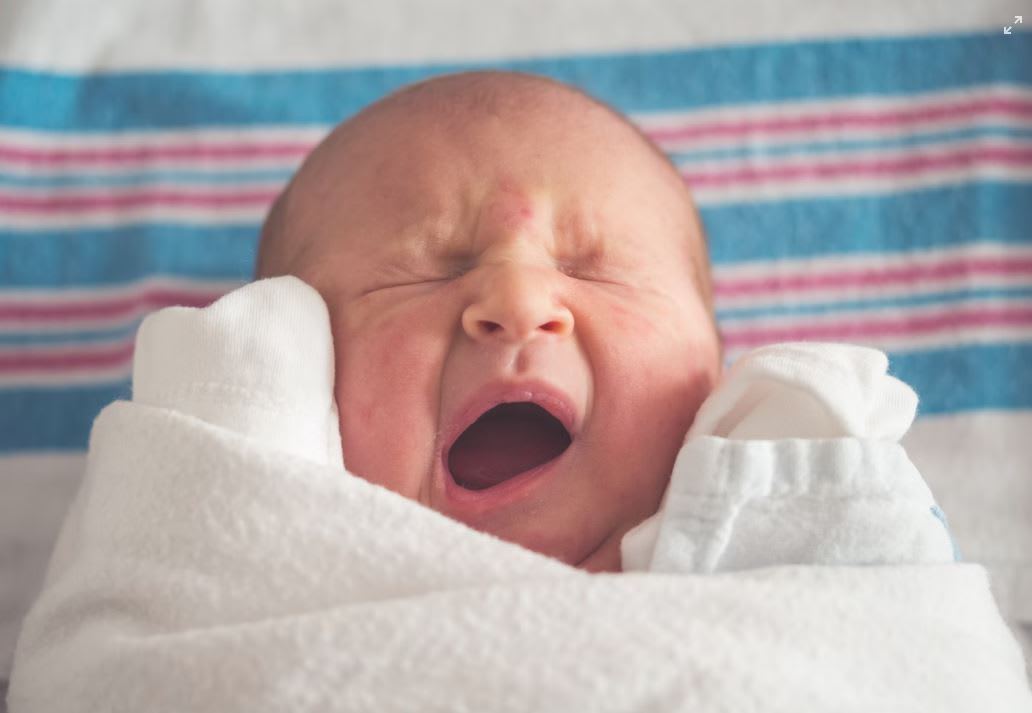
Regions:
[[255, 70, 721, 573], [253, 70, 954, 574]]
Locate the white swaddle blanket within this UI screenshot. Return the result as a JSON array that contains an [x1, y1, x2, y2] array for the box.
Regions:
[[8, 277, 1032, 712]]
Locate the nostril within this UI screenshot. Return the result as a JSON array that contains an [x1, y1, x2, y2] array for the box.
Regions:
[[480, 321, 502, 334], [541, 320, 564, 333]]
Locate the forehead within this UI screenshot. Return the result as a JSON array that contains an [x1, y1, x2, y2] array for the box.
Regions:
[[291, 93, 696, 267]]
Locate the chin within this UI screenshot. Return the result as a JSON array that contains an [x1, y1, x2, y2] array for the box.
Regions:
[[573, 532, 623, 574]]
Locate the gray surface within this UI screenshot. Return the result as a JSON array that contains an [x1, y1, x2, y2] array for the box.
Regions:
[[1, 678, 7, 713]]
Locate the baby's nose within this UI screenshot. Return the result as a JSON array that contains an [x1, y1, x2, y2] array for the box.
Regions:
[[461, 264, 574, 344]]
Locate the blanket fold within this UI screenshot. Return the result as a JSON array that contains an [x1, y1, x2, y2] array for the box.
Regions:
[[8, 399, 1032, 712]]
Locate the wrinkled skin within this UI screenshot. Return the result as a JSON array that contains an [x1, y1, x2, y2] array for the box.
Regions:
[[262, 74, 722, 572]]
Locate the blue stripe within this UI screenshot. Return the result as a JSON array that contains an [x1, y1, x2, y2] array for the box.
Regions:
[[891, 343, 1032, 416], [672, 127, 1032, 163], [0, 224, 260, 286], [0, 324, 141, 346], [0, 382, 130, 452], [0, 33, 1028, 131], [1, 342, 1030, 452], [717, 287, 1032, 321], [0, 168, 296, 189], [702, 182, 1032, 264]]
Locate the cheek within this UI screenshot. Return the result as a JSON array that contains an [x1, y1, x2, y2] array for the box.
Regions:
[[587, 292, 718, 490], [331, 301, 447, 496], [600, 290, 717, 388]]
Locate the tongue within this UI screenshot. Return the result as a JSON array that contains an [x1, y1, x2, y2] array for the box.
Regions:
[[447, 402, 572, 491]]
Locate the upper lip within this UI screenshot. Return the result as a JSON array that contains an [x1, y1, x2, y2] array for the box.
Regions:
[[439, 378, 581, 463]]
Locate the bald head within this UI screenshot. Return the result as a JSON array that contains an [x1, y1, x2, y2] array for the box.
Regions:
[[255, 70, 714, 316]]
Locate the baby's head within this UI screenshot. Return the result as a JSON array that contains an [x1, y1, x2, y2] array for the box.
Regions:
[[256, 70, 721, 572]]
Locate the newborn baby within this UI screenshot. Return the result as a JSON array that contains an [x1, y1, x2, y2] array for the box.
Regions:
[[255, 70, 722, 573], [253, 69, 954, 575]]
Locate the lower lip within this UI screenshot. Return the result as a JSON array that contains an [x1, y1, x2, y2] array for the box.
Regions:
[[441, 444, 571, 510]]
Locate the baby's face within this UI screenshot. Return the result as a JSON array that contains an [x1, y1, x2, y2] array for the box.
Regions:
[[274, 85, 720, 572]]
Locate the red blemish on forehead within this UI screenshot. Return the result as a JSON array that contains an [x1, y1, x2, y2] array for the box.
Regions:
[[491, 177, 536, 230]]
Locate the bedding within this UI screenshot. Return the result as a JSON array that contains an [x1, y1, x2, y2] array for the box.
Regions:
[[7, 276, 1031, 711], [1, 0, 1031, 696]]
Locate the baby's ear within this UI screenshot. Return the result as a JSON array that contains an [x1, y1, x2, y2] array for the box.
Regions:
[[132, 276, 344, 467]]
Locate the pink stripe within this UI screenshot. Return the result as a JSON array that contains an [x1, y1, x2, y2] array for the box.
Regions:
[[0, 341, 134, 372], [646, 97, 1032, 144], [684, 146, 1032, 188], [0, 141, 314, 166], [3, 305, 1032, 375], [2, 145, 1027, 216], [715, 257, 1032, 297], [0, 289, 223, 322], [0, 189, 278, 212], [722, 306, 1032, 349]]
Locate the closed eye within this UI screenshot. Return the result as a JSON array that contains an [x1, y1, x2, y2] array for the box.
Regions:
[[362, 276, 455, 294], [559, 263, 618, 283]]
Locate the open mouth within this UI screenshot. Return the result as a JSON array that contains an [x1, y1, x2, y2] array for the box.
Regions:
[[446, 401, 573, 491]]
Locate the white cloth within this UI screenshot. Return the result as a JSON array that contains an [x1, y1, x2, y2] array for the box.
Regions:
[[621, 342, 953, 573], [8, 277, 1032, 712], [132, 277, 344, 468]]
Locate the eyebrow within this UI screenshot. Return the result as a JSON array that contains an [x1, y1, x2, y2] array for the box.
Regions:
[[381, 205, 620, 271]]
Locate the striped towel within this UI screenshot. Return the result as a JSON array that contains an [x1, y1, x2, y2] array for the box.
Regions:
[[1, 0, 1030, 683]]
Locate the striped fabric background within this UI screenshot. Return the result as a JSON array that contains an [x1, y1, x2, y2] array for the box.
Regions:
[[2, 34, 1030, 450], [0, 0, 1030, 682]]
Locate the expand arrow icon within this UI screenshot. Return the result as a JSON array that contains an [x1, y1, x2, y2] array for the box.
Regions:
[[1004, 25, 1012, 34], [1016, 15, 1023, 23]]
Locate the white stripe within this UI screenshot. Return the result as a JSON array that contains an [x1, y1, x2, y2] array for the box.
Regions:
[[0, 365, 132, 388], [0, 126, 325, 174], [693, 166, 1032, 206], [0, 125, 328, 149], [638, 84, 1032, 152], [0, 181, 285, 199], [0, 278, 244, 334], [0, 276, 242, 304], [715, 241, 1032, 279], [713, 243, 1032, 307], [720, 295, 1029, 329], [0, 337, 135, 387], [718, 293, 1032, 357], [687, 135, 1032, 204], [0, 206, 269, 229], [0, 155, 306, 176], [717, 269, 1032, 310], [681, 137, 1032, 174], [0, 0, 1022, 71]]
